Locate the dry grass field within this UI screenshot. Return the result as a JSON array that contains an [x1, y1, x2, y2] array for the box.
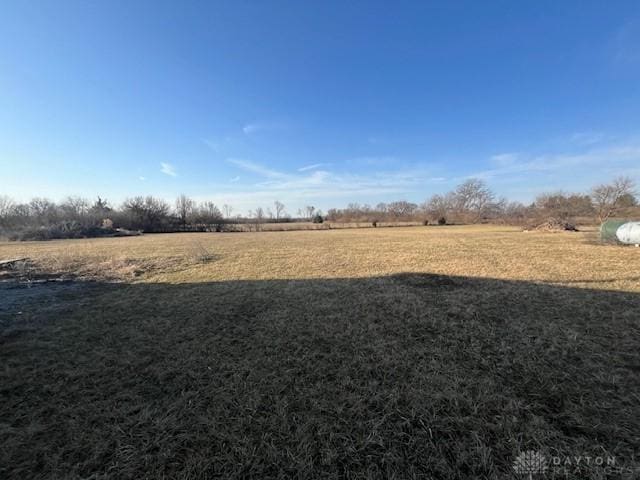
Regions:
[[1, 225, 639, 479]]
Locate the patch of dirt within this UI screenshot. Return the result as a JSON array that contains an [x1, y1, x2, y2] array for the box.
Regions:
[[0, 280, 99, 337], [0, 254, 218, 284], [0, 259, 105, 336]]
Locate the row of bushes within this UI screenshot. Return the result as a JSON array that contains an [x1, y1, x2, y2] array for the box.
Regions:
[[1, 222, 141, 242]]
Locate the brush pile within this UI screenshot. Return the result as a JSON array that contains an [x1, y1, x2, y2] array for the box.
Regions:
[[525, 218, 578, 232]]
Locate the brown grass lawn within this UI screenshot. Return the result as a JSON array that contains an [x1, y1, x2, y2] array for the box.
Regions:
[[1, 225, 639, 479]]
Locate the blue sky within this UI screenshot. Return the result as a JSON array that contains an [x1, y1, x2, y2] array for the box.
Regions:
[[1, 1, 640, 213]]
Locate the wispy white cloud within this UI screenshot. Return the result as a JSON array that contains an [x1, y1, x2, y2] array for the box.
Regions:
[[242, 122, 286, 135], [347, 156, 398, 167], [138, 176, 146, 181], [257, 170, 331, 189], [490, 153, 519, 166], [242, 124, 261, 135], [468, 143, 640, 184], [194, 137, 640, 211], [227, 158, 287, 178], [160, 162, 177, 177], [298, 163, 331, 172], [191, 173, 451, 212], [196, 155, 447, 211], [569, 131, 607, 146], [227, 155, 437, 201]]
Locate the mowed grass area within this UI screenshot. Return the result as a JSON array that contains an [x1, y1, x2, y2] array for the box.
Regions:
[[1, 225, 639, 478]]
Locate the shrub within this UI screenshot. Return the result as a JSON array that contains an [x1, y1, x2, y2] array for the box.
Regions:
[[372, 221, 377, 228], [6, 222, 120, 241], [312, 214, 324, 224], [438, 217, 447, 225]]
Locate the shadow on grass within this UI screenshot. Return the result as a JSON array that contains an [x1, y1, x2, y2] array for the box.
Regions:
[[1, 273, 639, 479]]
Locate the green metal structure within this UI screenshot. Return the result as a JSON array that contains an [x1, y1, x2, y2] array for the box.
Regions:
[[600, 219, 629, 243]]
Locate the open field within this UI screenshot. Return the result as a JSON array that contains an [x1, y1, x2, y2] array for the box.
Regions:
[[1, 225, 639, 478]]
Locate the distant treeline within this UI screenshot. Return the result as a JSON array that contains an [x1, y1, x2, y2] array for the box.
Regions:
[[328, 177, 638, 226], [0, 195, 320, 241], [0, 176, 637, 241]]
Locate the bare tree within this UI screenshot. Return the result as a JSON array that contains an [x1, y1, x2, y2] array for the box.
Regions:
[[423, 193, 453, 222], [453, 179, 495, 223], [145, 197, 171, 231], [29, 198, 59, 225], [590, 176, 636, 222], [535, 192, 593, 221], [10, 203, 31, 227], [254, 207, 265, 231], [201, 201, 221, 220], [387, 200, 418, 219], [0, 195, 15, 223], [88, 197, 112, 224], [246, 207, 265, 231], [59, 196, 90, 224], [175, 194, 195, 230], [618, 192, 638, 207], [304, 206, 316, 220], [122, 196, 171, 232], [196, 201, 222, 230], [501, 201, 530, 225], [274, 201, 285, 222], [223, 204, 233, 219]]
